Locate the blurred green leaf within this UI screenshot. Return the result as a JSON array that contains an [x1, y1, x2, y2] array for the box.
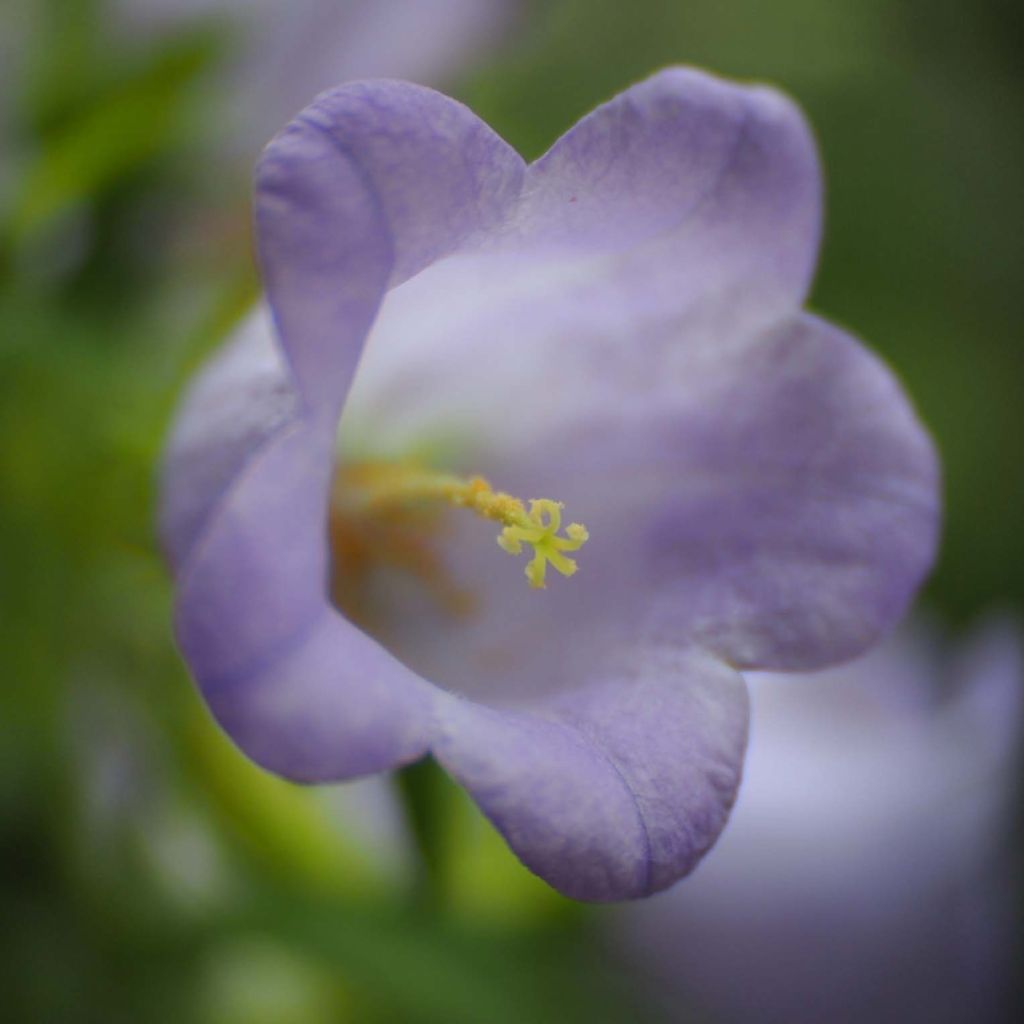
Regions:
[[241, 890, 647, 1024], [7, 33, 218, 248], [183, 700, 396, 904]]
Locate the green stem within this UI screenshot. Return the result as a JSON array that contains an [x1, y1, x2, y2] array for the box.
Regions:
[[394, 755, 450, 913]]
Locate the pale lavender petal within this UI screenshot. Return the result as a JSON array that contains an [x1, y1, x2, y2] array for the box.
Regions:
[[160, 307, 294, 570], [173, 416, 434, 779], [170, 83, 523, 779], [165, 81, 522, 563], [257, 79, 524, 408], [641, 312, 940, 669], [203, 608, 435, 781], [434, 699, 653, 900], [435, 645, 749, 900], [521, 66, 821, 317], [337, 77, 932, 675], [342, 68, 822, 456], [347, 307, 938, 693]]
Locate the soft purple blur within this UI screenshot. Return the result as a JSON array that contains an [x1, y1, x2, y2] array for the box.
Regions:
[[115, 0, 515, 162], [618, 618, 1022, 1023]]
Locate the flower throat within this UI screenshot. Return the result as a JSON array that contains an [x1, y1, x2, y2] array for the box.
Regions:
[[329, 461, 589, 624]]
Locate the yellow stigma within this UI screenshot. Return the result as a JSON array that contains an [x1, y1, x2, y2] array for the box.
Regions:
[[335, 463, 589, 590]]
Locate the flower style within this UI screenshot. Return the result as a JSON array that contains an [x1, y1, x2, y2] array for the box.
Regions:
[[160, 69, 940, 901], [618, 619, 1022, 1022]]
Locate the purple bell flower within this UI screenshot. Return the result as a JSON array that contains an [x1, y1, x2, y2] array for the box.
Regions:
[[160, 69, 940, 901]]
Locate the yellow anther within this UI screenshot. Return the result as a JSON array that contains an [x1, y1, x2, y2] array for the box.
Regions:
[[333, 462, 589, 591]]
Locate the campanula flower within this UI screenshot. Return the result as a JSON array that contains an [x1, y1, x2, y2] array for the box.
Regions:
[[160, 69, 940, 900], [618, 619, 1021, 1021]]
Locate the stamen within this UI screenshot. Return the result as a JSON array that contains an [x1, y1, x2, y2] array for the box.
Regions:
[[334, 463, 589, 590]]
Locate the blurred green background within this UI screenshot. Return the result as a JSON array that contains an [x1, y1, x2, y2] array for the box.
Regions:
[[1, 1, 1021, 1021]]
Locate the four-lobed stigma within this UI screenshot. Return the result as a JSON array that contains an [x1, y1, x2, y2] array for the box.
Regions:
[[337, 463, 589, 590]]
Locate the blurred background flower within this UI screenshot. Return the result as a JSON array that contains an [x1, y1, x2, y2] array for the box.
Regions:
[[615, 618, 1022, 1023], [1, 0, 1022, 1021], [113, 0, 516, 164]]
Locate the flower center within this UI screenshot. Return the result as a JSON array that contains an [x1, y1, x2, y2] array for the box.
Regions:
[[328, 461, 589, 625]]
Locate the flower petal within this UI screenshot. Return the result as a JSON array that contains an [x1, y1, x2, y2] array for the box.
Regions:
[[335, 72, 932, 691], [471, 310, 938, 675], [521, 66, 822, 312], [166, 80, 523, 564], [256, 79, 524, 409], [639, 312, 940, 670], [173, 414, 436, 778], [346, 303, 937, 689], [434, 645, 749, 901], [201, 607, 436, 782], [341, 67, 822, 461], [160, 307, 294, 570], [166, 82, 527, 778]]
